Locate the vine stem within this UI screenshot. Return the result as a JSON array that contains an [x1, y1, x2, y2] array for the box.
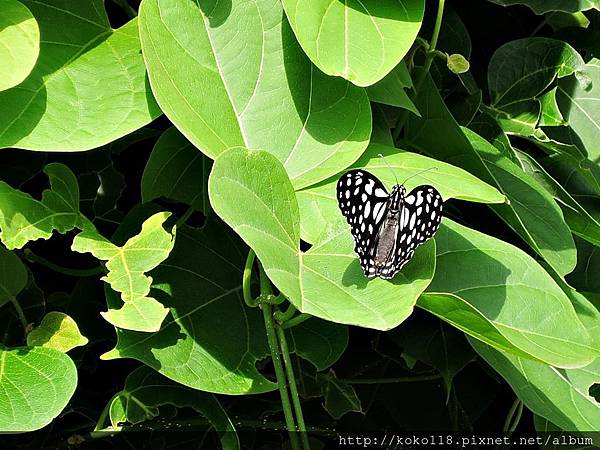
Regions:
[[503, 397, 524, 433], [276, 325, 310, 450], [281, 313, 311, 329], [392, 0, 446, 142], [242, 250, 258, 307], [262, 303, 301, 450], [24, 249, 104, 277], [9, 296, 28, 334]]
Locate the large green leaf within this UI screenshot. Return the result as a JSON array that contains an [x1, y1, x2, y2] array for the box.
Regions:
[[557, 59, 600, 162], [296, 143, 505, 244], [142, 128, 211, 212], [102, 219, 276, 395], [487, 38, 584, 135], [471, 339, 600, 432], [0, 346, 77, 432], [406, 76, 577, 277], [0, 245, 27, 308], [0, 0, 39, 92], [209, 147, 435, 330], [281, 0, 425, 87], [72, 212, 175, 332], [0, 1, 160, 151], [425, 219, 596, 369], [139, 0, 371, 189], [488, 0, 600, 14], [108, 367, 239, 450], [0, 163, 89, 250]]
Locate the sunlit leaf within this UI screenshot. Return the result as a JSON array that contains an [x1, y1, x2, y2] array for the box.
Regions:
[[27, 311, 88, 352]]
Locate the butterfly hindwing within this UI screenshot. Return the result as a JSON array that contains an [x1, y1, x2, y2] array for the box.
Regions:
[[336, 170, 389, 273], [384, 185, 443, 279]]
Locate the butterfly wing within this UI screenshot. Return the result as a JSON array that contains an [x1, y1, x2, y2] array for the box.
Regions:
[[379, 185, 443, 279], [336, 170, 389, 276]]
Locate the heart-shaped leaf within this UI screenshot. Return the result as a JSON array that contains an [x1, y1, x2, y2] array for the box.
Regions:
[[27, 312, 88, 352]]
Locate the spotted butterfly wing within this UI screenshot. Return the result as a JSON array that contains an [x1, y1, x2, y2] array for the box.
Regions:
[[337, 170, 443, 280], [336, 170, 389, 274]]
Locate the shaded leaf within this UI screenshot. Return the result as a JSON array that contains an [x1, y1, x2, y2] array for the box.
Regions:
[[0, 0, 39, 92], [0, 1, 160, 151], [102, 219, 276, 394], [488, 0, 600, 14], [0, 346, 77, 432], [26, 311, 88, 352], [317, 370, 362, 419], [289, 318, 348, 371], [109, 366, 239, 450], [142, 127, 211, 212], [367, 62, 419, 115], [281, 0, 425, 86], [0, 245, 27, 308], [139, 0, 371, 189]]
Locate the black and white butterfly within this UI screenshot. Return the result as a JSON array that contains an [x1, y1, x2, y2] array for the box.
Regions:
[[337, 169, 443, 279]]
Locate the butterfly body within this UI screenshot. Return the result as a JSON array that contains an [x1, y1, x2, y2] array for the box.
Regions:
[[336, 170, 443, 280]]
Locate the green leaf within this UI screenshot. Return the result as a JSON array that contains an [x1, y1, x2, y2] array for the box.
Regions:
[[0, 245, 27, 308], [296, 143, 505, 244], [102, 219, 276, 395], [71, 212, 175, 332], [406, 76, 577, 276], [0, 1, 160, 151], [209, 147, 436, 330], [0, 0, 39, 92], [568, 237, 600, 293], [281, 0, 425, 87], [425, 218, 597, 368], [367, 62, 420, 115], [26, 311, 88, 352], [447, 54, 470, 75], [139, 0, 371, 189], [0, 346, 77, 432], [0, 163, 88, 250], [487, 38, 584, 135], [288, 318, 348, 371], [109, 367, 239, 450], [547, 11, 591, 30], [142, 127, 211, 212], [557, 59, 600, 162], [471, 339, 600, 432], [317, 370, 362, 419], [539, 87, 567, 126], [488, 0, 600, 14]]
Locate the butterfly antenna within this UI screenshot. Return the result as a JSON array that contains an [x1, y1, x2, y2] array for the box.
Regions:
[[401, 167, 438, 185], [378, 153, 399, 185]]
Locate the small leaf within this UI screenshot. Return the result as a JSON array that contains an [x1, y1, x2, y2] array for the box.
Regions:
[[539, 87, 567, 126], [367, 62, 420, 115], [447, 54, 470, 74], [0, 1, 160, 151], [288, 318, 348, 371], [471, 339, 600, 432], [281, 0, 425, 86], [27, 312, 88, 353], [0, 163, 88, 250], [108, 367, 239, 450], [142, 128, 211, 212], [0, 0, 39, 92], [71, 212, 175, 332], [0, 346, 77, 432], [0, 245, 27, 308], [317, 370, 362, 419]]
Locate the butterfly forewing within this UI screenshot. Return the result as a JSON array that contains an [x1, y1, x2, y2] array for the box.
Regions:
[[337, 169, 443, 280], [336, 170, 389, 273]]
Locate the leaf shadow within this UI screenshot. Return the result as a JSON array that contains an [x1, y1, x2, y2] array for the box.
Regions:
[[196, 0, 232, 28]]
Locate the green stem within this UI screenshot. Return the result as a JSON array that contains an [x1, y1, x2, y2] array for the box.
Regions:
[[24, 249, 104, 277], [341, 374, 442, 385], [242, 251, 258, 307], [9, 296, 28, 334], [503, 397, 524, 433], [258, 261, 272, 295], [175, 206, 194, 229], [392, 0, 446, 142], [281, 313, 311, 329], [274, 304, 296, 323], [276, 325, 310, 450], [262, 303, 301, 450]]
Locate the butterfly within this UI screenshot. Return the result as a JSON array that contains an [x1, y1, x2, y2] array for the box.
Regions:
[[336, 169, 443, 279]]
